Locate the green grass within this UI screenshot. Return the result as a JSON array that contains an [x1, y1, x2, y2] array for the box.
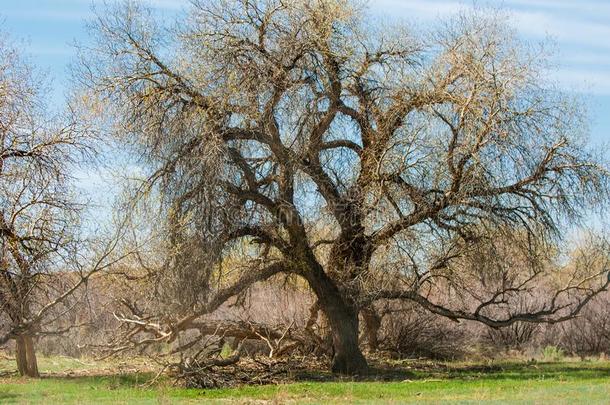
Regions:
[[0, 356, 609, 404]]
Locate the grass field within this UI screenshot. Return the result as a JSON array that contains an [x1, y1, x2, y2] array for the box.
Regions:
[[0, 356, 609, 404]]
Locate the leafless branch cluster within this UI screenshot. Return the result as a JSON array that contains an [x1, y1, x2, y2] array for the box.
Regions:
[[72, 0, 610, 375]]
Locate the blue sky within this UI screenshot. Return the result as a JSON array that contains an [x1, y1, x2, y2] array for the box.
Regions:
[[1, 0, 609, 204]]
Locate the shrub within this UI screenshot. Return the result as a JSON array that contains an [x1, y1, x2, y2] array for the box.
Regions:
[[379, 303, 469, 360], [542, 345, 565, 362]]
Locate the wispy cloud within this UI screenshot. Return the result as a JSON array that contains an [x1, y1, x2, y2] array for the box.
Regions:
[[512, 10, 610, 51], [504, 0, 610, 15], [373, 0, 610, 95]]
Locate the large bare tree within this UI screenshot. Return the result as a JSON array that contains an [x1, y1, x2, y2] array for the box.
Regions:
[[80, 0, 610, 374]]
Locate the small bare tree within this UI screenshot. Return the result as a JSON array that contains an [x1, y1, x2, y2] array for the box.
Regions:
[[0, 32, 126, 377], [80, 0, 609, 374]]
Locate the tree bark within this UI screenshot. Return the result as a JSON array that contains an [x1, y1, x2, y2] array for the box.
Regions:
[[15, 336, 27, 376], [304, 259, 369, 375], [25, 335, 39, 377], [325, 302, 368, 374], [15, 335, 39, 377]]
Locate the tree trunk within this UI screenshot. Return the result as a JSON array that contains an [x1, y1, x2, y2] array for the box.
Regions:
[[15, 336, 27, 376], [15, 335, 39, 377], [361, 307, 381, 352], [304, 259, 369, 375], [325, 302, 368, 374]]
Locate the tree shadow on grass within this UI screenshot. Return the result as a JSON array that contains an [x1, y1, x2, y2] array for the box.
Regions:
[[5, 360, 609, 390], [86, 372, 154, 385], [365, 360, 610, 383], [0, 392, 18, 401], [38, 371, 158, 390], [288, 359, 610, 384]]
